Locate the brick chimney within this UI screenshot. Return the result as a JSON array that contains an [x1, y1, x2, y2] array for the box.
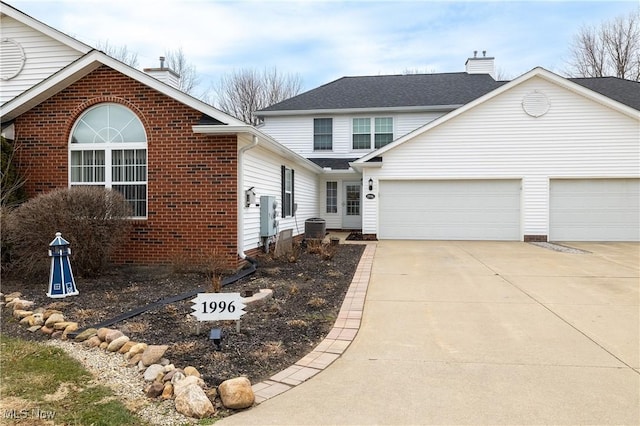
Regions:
[[465, 50, 495, 79], [143, 56, 181, 89]]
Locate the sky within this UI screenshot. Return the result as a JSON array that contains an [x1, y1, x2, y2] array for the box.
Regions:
[[7, 0, 639, 97]]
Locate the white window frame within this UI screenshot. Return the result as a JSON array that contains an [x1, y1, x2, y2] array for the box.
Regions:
[[68, 103, 148, 219], [326, 181, 338, 214], [351, 116, 394, 151]]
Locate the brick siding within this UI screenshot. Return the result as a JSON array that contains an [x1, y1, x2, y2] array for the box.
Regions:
[[14, 65, 239, 267]]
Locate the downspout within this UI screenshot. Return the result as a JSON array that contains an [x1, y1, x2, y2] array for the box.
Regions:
[[238, 134, 259, 261]]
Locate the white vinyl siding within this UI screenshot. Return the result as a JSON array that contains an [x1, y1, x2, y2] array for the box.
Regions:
[[0, 15, 84, 103], [378, 180, 521, 240], [242, 145, 318, 251], [550, 179, 640, 241], [363, 76, 640, 239], [259, 111, 447, 159]]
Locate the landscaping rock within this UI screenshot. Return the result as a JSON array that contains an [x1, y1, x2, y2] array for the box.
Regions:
[[85, 336, 102, 348], [104, 329, 124, 343], [74, 328, 98, 342], [97, 327, 112, 341], [4, 292, 22, 302], [127, 353, 142, 367], [99, 341, 108, 350], [163, 364, 176, 373], [163, 369, 183, 382], [8, 298, 35, 310], [13, 309, 33, 319], [27, 325, 42, 333], [143, 364, 165, 382], [19, 316, 32, 325], [174, 375, 205, 396], [53, 321, 76, 331], [141, 345, 168, 366], [107, 335, 130, 352], [145, 382, 164, 398], [62, 323, 79, 338], [170, 371, 186, 385], [118, 341, 136, 354], [42, 310, 63, 320], [218, 377, 255, 409], [128, 342, 148, 356], [184, 366, 201, 378], [161, 382, 174, 400], [44, 313, 65, 327], [174, 383, 215, 419], [30, 313, 44, 327], [51, 331, 63, 339], [40, 326, 54, 335]]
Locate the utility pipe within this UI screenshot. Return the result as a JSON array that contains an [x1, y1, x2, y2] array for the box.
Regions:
[[237, 134, 259, 260]]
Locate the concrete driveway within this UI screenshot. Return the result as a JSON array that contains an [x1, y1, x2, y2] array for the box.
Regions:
[[220, 241, 639, 425]]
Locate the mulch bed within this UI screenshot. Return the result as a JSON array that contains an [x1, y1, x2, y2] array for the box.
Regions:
[[0, 243, 366, 388]]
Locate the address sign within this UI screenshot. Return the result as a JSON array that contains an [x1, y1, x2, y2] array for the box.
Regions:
[[190, 293, 246, 321]]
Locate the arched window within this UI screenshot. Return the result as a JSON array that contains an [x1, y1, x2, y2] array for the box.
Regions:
[[69, 104, 147, 217]]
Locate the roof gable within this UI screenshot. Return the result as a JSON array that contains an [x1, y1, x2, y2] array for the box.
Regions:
[[0, 1, 91, 54], [0, 50, 245, 125], [354, 67, 640, 166], [259, 73, 506, 115]]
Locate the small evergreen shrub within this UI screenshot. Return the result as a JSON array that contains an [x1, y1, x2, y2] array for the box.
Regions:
[[3, 187, 132, 280]]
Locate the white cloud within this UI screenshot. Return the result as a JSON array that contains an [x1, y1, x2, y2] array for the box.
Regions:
[[9, 0, 639, 93]]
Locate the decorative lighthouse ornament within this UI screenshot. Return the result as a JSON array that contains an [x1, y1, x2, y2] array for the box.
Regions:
[[47, 232, 78, 298]]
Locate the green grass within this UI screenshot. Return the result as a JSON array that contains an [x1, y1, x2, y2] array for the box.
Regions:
[[0, 334, 147, 426]]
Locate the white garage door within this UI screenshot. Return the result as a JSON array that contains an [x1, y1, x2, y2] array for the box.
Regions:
[[550, 179, 640, 241], [378, 180, 521, 240]]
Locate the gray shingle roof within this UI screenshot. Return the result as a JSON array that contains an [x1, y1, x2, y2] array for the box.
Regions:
[[259, 72, 640, 114], [569, 77, 640, 111], [309, 158, 359, 170], [259, 73, 506, 112]]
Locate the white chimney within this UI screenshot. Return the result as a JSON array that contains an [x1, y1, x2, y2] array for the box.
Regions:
[[465, 50, 495, 79], [143, 56, 181, 89]]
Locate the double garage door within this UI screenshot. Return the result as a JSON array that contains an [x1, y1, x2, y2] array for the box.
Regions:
[[378, 180, 521, 240], [378, 178, 639, 241]]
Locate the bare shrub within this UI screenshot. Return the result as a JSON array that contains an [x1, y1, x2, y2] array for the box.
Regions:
[[171, 249, 228, 292], [3, 187, 132, 280], [286, 319, 308, 328], [306, 296, 327, 308], [305, 239, 337, 260]]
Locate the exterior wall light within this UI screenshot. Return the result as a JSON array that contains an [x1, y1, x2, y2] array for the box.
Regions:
[[368, 178, 373, 191]]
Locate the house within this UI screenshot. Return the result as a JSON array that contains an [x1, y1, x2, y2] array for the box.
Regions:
[[0, 1, 323, 268], [258, 55, 640, 242]]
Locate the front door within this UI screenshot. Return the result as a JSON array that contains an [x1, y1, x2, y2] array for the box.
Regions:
[[342, 181, 362, 229]]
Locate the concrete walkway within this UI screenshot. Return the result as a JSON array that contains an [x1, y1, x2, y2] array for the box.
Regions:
[[220, 241, 640, 425]]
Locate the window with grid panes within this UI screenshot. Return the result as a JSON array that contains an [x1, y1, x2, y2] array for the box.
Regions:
[[374, 117, 393, 148], [326, 181, 337, 213], [69, 104, 147, 217], [352, 118, 371, 149], [313, 118, 333, 150]]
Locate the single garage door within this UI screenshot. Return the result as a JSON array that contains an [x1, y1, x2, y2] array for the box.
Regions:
[[550, 178, 640, 241], [378, 180, 521, 240]]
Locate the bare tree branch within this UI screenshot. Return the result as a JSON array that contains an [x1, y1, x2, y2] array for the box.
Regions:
[[95, 40, 139, 67], [566, 11, 640, 80], [210, 67, 303, 125], [164, 47, 199, 95]]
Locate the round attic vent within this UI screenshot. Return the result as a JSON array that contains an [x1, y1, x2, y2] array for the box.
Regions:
[[522, 91, 550, 117], [522, 90, 549, 117], [0, 38, 26, 81]]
